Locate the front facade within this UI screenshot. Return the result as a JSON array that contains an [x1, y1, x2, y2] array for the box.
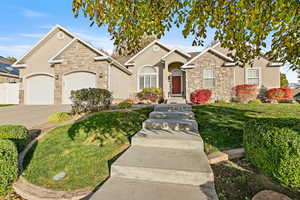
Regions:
[[13, 25, 282, 105]]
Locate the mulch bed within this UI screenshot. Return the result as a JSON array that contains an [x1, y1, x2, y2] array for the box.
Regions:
[[212, 158, 300, 200]]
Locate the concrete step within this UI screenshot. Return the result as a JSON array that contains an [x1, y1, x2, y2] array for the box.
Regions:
[[132, 129, 203, 150], [150, 111, 194, 120], [167, 98, 187, 104], [90, 177, 218, 200], [111, 146, 213, 186], [154, 104, 192, 112], [143, 118, 198, 132]]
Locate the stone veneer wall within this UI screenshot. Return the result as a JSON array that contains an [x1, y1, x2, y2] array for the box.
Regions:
[[53, 41, 109, 104], [185, 52, 235, 102]]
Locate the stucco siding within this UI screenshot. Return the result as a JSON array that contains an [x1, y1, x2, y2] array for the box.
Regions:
[[110, 65, 131, 99]]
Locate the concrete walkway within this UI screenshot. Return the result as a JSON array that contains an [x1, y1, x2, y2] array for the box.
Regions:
[[0, 105, 71, 129], [91, 104, 218, 200]]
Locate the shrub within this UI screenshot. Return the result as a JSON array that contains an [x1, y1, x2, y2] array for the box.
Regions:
[[71, 88, 112, 114], [137, 88, 163, 103], [190, 89, 212, 104], [0, 139, 18, 197], [244, 118, 300, 188], [216, 99, 230, 104], [48, 112, 73, 123], [234, 84, 258, 103], [266, 88, 293, 102], [248, 99, 262, 104], [0, 125, 29, 152], [117, 101, 133, 109]]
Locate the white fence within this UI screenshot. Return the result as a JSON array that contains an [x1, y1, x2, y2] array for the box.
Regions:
[[0, 83, 20, 104]]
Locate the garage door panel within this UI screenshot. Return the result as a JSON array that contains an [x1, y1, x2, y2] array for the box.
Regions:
[[27, 75, 54, 105], [63, 72, 96, 104]]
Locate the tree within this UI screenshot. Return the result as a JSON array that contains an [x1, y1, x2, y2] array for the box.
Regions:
[[280, 73, 289, 88], [72, 0, 299, 70], [298, 70, 300, 84], [112, 34, 157, 56], [5, 56, 17, 63]]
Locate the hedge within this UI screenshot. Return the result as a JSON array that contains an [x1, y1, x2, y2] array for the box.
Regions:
[[137, 88, 163, 103], [48, 112, 73, 123], [244, 118, 300, 188], [191, 89, 212, 104], [0, 125, 29, 152], [266, 88, 293, 102], [70, 88, 112, 114], [234, 84, 258, 103], [0, 139, 18, 197], [117, 101, 133, 109]]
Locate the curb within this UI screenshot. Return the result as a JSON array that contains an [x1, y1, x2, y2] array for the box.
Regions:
[[208, 148, 245, 164], [14, 120, 92, 200]]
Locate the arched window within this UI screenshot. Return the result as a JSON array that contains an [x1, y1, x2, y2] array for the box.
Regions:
[[139, 66, 157, 90]]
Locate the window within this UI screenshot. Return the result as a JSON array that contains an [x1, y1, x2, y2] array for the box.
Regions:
[[246, 68, 260, 86], [139, 66, 157, 90], [203, 68, 215, 88]]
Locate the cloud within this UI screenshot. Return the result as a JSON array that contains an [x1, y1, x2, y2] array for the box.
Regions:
[[0, 37, 11, 41], [39, 25, 55, 29], [19, 33, 44, 38], [0, 45, 31, 58], [21, 9, 48, 18]]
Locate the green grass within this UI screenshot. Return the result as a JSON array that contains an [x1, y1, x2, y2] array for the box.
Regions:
[[193, 103, 300, 154], [0, 104, 13, 107], [22, 108, 152, 191]]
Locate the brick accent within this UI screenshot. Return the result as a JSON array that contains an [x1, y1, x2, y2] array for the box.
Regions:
[[52, 40, 109, 104], [19, 89, 24, 104], [185, 52, 235, 102]]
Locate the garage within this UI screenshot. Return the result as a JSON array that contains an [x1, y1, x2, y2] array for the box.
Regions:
[[26, 74, 54, 104], [63, 71, 96, 104]]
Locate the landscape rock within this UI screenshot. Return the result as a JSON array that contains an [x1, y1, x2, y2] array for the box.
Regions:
[[252, 190, 291, 200]]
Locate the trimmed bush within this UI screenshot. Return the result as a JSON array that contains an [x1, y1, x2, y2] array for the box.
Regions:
[[0, 125, 29, 152], [71, 88, 112, 114], [191, 89, 212, 104], [117, 101, 133, 109], [0, 139, 18, 197], [244, 118, 300, 188], [248, 99, 262, 104], [137, 88, 163, 103], [234, 84, 258, 103], [48, 112, 73, 123], [267, 88, 293, 102]]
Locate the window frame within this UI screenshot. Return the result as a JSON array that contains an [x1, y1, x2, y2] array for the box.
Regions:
[[138, 65, 158, 91], [203, 67, 216, 89], [245, 67, 261, 87]]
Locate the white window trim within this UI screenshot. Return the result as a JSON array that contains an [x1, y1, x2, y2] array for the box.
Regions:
[[137, 65, 159, 91], [245, 67, 262, 87], [203, 68, 216, 89]]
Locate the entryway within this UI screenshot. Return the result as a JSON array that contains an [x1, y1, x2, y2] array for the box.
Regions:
[[171, 69, 182, 96]]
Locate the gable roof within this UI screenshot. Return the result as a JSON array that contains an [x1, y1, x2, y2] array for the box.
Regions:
[[161, 48, 191, 60], [181, 42, 235, 69], [12, 25, 75, 67], [125, 40, 184, 65], [13, 25, 132, 75]]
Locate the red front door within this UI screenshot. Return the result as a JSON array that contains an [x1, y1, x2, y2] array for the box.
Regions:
[[172, 76, 181, 94]]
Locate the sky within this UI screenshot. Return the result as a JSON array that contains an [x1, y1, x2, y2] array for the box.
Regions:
[[0, 0, 298, 83]]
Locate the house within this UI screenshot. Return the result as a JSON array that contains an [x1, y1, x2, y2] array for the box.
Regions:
[[0, 57, 19, 84], [13, 25, 282, 105]]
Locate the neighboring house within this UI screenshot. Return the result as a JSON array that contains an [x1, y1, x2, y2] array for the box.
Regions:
[[0, 57, 19, 84], [13, 25, 282, 105]]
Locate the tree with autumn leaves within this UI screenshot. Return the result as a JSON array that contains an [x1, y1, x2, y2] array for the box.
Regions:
[[72, 0, 299, 69]]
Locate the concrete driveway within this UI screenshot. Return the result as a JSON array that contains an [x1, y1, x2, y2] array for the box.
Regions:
[[0, 105, 71, 129]]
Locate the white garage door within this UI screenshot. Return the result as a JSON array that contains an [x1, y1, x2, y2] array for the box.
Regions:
[[27, 75, 54, 104], [63, 72, 96, 104]]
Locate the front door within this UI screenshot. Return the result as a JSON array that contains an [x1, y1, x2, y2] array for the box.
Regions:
[[172, 76, 181, 95]]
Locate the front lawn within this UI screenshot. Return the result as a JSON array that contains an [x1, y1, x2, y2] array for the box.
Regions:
[[0, 104, 13, 107], [22, 108, 152, 191], [193, 103, 300, 154]]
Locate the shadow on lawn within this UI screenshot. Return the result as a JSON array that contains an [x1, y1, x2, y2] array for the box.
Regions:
[[67, 108, 152, 146]]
